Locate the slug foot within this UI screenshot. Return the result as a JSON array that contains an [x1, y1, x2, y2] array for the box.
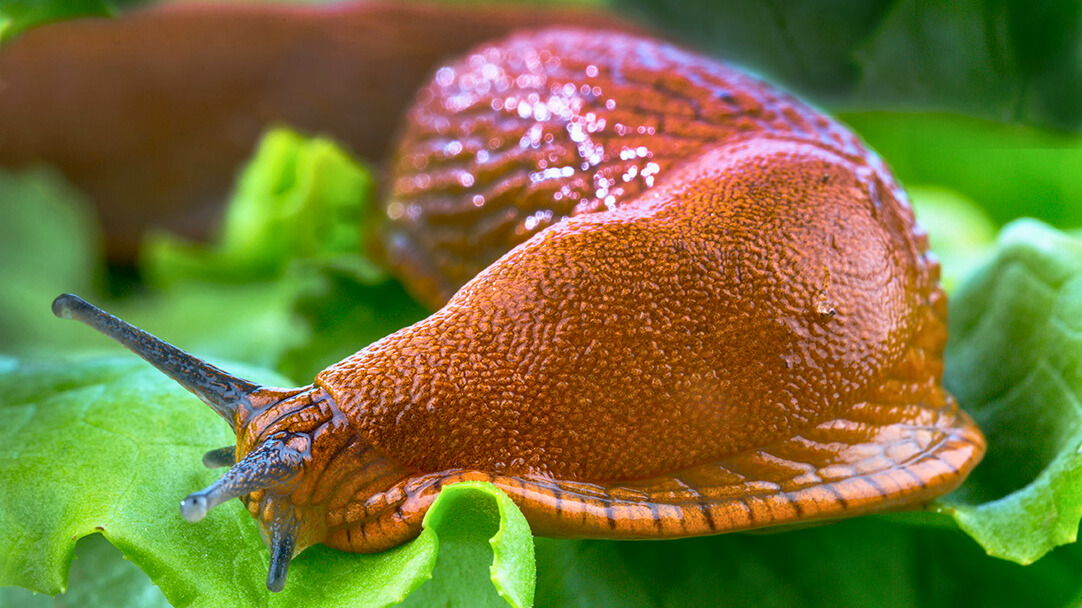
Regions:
[[322, 388, 983, 548]]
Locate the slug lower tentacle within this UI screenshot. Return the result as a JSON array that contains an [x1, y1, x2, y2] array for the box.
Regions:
[[53, 26, 985, 592], [201, 446, 238, 469]]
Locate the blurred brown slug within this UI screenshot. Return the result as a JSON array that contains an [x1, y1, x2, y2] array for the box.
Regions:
[[0, 2, 644, 261], [51, 24, 985, 592]]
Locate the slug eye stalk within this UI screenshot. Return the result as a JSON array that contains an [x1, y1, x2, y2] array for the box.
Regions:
[[180, 433, 307, 522], [183, 433, 308, 592], [202, 446, 238, 468], [52, 293, 310, 591], [51, 293, 260, 423]]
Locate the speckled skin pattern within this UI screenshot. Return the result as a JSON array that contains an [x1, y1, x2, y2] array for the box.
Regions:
[[234, 28, 984, 555], [339, 139, 920, 480], [382, 28, 891, 309]]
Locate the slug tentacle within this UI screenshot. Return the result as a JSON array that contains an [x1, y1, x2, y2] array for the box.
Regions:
[[52, 293, 336, 590], [266, 512, 300, 593], [201, 446, 237, 469], [181, 432, 309, 522], [51, 293, 260, 425]]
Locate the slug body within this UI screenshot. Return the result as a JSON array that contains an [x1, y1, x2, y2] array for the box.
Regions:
[[54, 28, 985, 591]]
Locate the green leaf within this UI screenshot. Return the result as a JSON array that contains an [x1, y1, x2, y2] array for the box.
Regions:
[[534, 521, 1082, 608], [0, 167, 305, 374], [400, 482, 535, 608], [0, 534, 169, 608], [907, 185, 996, 294], [0, 168, 104, 354], [852, 0, 1082, 131], [107, 281, 311, 381], [0, 0, 113, 42], [275, 260, 428, 382], [143, 127, 377, 288], [0, 165, 314, 374], [0, 357, 533, 607], [842, 112, 1082, 229], [938, 220, 1082, 564], [615, 0, 1082, 131], [0, 357, 285, 600], [612, 0, 888, 105], [135, 127, 427, 381]]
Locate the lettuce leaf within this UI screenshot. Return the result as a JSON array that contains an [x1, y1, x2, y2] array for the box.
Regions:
[[908, 185, 996, 293], [0, 169, 103, 354], [938, 220, 1082, 564], [143, 128, 378, 288], [533, 522, 1082, 608], [0, 534, 169, 608], [618, 0, 1082, 131], [141, 127, 427, 382], [0, 357, 534, 607]]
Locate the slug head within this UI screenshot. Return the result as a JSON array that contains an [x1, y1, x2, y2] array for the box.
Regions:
[[182, 385, 335, 593], [51, 294, 332, 591]]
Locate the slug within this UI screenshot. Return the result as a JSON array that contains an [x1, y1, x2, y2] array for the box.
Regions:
[[53, 28, 985, 592]]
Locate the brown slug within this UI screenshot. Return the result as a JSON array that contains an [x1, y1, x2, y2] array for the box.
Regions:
[[52, 27, 985, 592]]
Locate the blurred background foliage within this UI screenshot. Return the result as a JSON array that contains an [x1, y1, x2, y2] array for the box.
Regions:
[[618, 0, 1082, 132], [1, 0, 1081, 607]]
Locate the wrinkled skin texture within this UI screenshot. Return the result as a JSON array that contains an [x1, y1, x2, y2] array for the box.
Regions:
[[290, 29, 982, 555], [381, 28, 886, 309], [332, 140, 918, 481]]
